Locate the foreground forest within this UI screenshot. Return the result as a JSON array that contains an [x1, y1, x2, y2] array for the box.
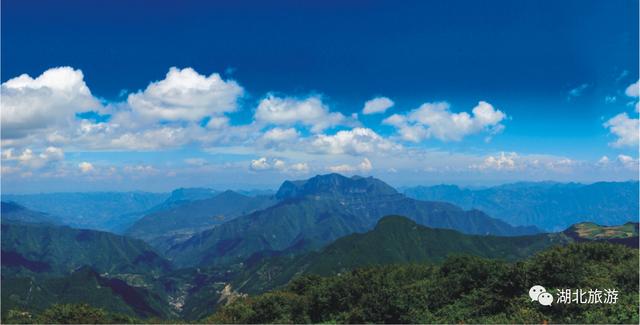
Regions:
[[4, 242, 638, 324]]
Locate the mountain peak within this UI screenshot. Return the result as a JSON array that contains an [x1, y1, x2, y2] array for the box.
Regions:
[[215, 190, 249, 200], [374, 215, 419, 230], [167, 187, 217, 203], [275, 173, 398, 200]]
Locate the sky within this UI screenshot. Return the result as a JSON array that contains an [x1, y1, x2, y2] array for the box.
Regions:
[[1, 0, 639, 193]]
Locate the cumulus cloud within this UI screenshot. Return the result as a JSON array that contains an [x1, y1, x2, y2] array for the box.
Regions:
[[470, 152, 518, 171], [255, 95, 349, 133], [310, 127, 400, 155], [249, 157, 309, 173], [259, 127, 300, 148], [362, 97, 394, 115], [2, 147, 65, 170], [78, 161, 94, 173], [384, 101, 506, 142], [603, 113, 639, 148], [625, 80, 639, 97], [205, 116, 230, 129], [623, 79, 640, 113], [1, 67, 101, 139], [328, 157, 373, 173], [597, 156, 610, 166], [617, 154, 639, 170], [126, 67, 243, 122], [289, 162, 310, 173]]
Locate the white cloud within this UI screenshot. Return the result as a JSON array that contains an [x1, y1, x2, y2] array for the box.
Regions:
[[384, 101, 506, 142], [328, 157, 373, 173], [249, 157, 270, 171], [78, 161, 94, 173], [249, 157, 308, 173], [603, 113, 639, 148], [310, 127, 400, 155], [617, 154, 639, 170], [2, 147, 65, 170], [107, 126, 194, 150], [625, 79, 639, 97], [327, 163, 356, 173], [470, 152, 518, 171], [205, 116, 230, 129], [358, 157, 373, 172], [362, 97, 394, 115], [1, 67, 100, 139], [127, 67, 243, 122], [597, 156, 610, 166], [289, 162, 310, 173], [262, 128, 300, 143], [255, 95, 349, 133]]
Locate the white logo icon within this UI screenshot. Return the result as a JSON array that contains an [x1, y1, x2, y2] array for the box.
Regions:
[[529, 285, 552, 305]]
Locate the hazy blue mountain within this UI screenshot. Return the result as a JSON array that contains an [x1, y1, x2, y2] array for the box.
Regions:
[[403, 181, 639, 231], [1, 222, 171, 277], [1, 192, 169, 231], [162, 187, 218, 204], [108, 188, 219, 234], [126, 190, 277, 250], [237, 189, 276, 197], [1, 201, 60, 225], [166, 174, 539, 267], [2, 267, 176, 319], [233, 215, 570, 293]]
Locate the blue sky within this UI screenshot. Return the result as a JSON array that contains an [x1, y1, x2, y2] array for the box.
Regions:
[[1, 0, 638, 192]]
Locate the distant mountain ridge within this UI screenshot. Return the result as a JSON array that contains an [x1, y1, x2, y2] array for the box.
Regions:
[[1, 201, 60, 225], [403, 181, 639, 231], [1, 192, 169, 231], [276, 174, 398, 200], [166, 174, 539, 267], [126, 190, 276, 250]]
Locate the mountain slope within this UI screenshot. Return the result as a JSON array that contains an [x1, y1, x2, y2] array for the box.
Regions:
[[1, 267, 175, 319], [1, 223, 171, 276], [233, 215, 568, 293], [1, 201, 60, 225], [563, 222, 639, 248], [209, 242, 639, 324], [126, 190, 276, 250], [108, 187, 219, 234], [403, 181, 639, 231], [167, 174, 538, 267]]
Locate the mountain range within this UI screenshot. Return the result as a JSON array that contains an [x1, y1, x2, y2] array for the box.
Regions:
[[1, 174, 637, 323], [1, 192, 169, 231], [166, 174, 539, 267], [403, 181, 639, 231]]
